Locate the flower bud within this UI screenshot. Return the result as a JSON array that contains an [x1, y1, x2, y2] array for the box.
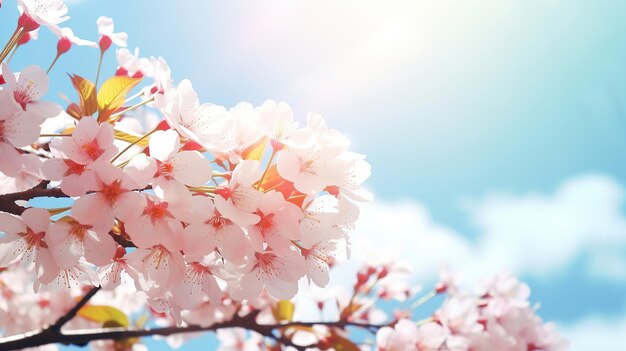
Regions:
[[57, 37, 71, 55], [99, 35, 112, 52], [18, 13, 39, 32]]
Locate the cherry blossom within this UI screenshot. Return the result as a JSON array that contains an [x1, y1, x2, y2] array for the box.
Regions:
[[247, 190, 302, 251], [116, 48, 151, 78], [214, 160, 264, 226], [258, 100, 311, 149], [0, 208, 56, 287], [127, 244, 186, 296], [154, 79, 233, 151], [17, 0, 69, 26], [97, 16, 127, 51], [0, 153, 42, 193], [170, 261, 222, 310], [1, 63, 61, 117], [235, 247, 305, 300], [49, 25, 96, 53], [46, 215, 116, 268], [147, 129, 212, 199], [0, 98, 43, 177], [97, 246, 140, 289], [55, 117, 117, 165], [70, 162, 143, 229], [124, 194, 184, 250]]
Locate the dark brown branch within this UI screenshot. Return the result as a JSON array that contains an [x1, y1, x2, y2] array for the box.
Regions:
[[0, 182, 69, 215], [0, 308, 387, 351], [49, 286, 101, 332], [108, 231, 136, 248], [0, 312, 257, 350]]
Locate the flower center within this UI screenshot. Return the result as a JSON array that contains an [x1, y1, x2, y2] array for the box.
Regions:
[[81, 139, 104, 160], [253, 251, 282, 278], [256, 211, 275, 234], [69, 221, 92, 240], [143, 199, 172, 223], [207, 213, 230, 229], [156, 161, 174, 179], [63, 159, 87, 176], [14, 80, 36, 110], [100, 180, 124, 204]]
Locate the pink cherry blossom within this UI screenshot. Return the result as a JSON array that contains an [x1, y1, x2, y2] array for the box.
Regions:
[[1, 63, 61, 117], [376, 319, 419, 351], [182, 197, 250, 264], [49, 25, 96, 50], [214, 160, 264, 226], [127, 245, 185, 296], [0, 208, 56, 287], [235, 247, 305, 300], [70, 162, 143, 229], [17, 0, 69, 26], [97, 16, 127, 50], [0, 153, 42, 194], [219, 102, 264, 164], [148, 129, 212, 197], [36, 259, 99, 291], [41, 156, 97, 197], [247, 190, 302, 251], [54, 117, 117, 166], [258, 100, 311, 148], [97, 246, 140, 289], [170, 261, 222, 310], [116, 48, 152, 78], [154, 79, 233, 151], [124, 194, 184, 250], [46, 216, 116, 268]]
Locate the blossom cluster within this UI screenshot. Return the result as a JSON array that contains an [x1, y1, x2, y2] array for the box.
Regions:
[[0, 0, 370, 322], [0, 259, 568, 351], [0, 1, 568, 351], [375, 272, 568, 351]]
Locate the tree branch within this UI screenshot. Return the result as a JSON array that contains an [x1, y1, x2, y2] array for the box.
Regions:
[[0, 182, 68, 215], [49, 286, 101, 332], [0, 307, 387, 351]]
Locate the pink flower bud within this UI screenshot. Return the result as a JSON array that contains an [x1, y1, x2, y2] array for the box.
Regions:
[[18, 13, 39, 32], [270, 138, 284, 151], [115, 66, 128, 76], [18, 33, 31, 45], [57, 37, 71, 55], [99, 35, 112, 52]]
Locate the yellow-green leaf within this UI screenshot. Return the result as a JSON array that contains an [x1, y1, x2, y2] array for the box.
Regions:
[[97, 76, 142, 122], [69, 74, 97, 116], [114, 129, 150, 148], [272, 300, 295, 323], [77, 305, 129, 327], [242, 137, 268, 161]]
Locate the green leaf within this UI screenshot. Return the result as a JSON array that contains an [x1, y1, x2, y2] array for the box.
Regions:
[[272, 300, 295, 323], [97, 76, 142, 122], [69, 74, 98, 116], [77, 305, 129, 327]]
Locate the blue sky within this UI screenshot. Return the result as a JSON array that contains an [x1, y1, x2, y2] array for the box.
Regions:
[[3, 0, 626, 349]]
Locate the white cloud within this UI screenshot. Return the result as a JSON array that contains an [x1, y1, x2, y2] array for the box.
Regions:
[[562, 314, 626, 351], [352, 174, 626, 283]]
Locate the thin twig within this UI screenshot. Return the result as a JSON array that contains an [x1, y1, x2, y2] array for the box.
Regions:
[[49, 286, 101, 332]]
